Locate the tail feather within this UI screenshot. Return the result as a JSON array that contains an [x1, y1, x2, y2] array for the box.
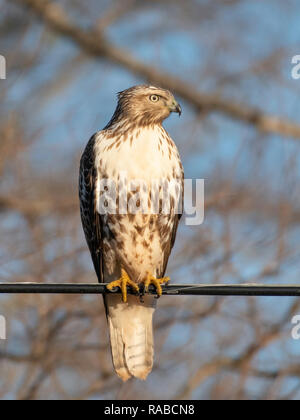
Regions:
[[105, 294, 156, 381], [108, 315, 131, 381]]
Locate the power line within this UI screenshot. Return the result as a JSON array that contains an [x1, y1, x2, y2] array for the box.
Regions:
[[0, 283, 300, 296]]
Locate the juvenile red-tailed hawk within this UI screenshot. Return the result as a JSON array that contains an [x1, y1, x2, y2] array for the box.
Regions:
[[79, 85, 183, 381]]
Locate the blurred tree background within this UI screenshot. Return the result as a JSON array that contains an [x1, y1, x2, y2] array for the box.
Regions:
[[1, 0, 300, 400]]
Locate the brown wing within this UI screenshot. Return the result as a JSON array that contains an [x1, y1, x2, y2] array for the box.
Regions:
[[159, 169, 184, 278], [79, 133, 103, 283]]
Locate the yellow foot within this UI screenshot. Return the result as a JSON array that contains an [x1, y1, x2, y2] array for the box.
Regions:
[[144, 273, 170, 298], [106, 269, 139, 303]]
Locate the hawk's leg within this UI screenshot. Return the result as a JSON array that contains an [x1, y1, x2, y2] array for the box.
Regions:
[[143, 273, 170, 298], [106, 269, 139, 303]]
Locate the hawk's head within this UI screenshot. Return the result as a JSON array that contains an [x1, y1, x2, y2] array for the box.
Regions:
[[110, 85, 181, 127]]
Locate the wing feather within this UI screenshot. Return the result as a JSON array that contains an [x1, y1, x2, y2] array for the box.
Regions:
[[79, 133, 103, 283], [160, 167, 184, 278]]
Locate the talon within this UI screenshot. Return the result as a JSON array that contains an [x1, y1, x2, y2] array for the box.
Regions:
[[144, 273, 170, 298], [106, 269, 139, 303]]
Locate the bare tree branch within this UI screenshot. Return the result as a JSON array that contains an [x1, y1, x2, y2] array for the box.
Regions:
[[12, 0, 300, 140]]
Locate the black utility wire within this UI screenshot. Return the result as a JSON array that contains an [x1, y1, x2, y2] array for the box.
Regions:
[[0, 283, 300, 296]]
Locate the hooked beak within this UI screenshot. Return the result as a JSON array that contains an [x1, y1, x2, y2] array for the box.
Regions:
[[170, 100, 182, 116]]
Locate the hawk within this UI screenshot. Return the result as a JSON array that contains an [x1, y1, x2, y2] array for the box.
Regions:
[[79, 85, 183, 381]]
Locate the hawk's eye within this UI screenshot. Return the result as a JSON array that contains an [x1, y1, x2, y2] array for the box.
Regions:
[[149, 94, 159, 103]]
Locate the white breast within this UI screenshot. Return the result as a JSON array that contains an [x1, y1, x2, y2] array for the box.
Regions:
[[94, 125, 180, 182]]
